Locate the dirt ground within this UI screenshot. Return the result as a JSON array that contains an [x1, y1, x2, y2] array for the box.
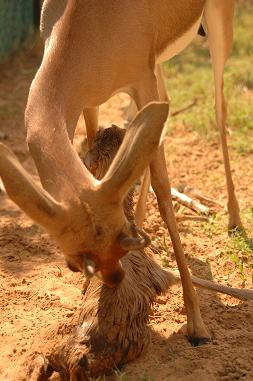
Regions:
[[0, 46, 253, 381]]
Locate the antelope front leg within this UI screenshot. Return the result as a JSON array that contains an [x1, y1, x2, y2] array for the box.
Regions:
[[133, 73, 210, 344], [150, 142, 210, 344]]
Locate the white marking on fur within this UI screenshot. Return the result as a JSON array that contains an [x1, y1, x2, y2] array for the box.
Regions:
[[157, 13, 203, 63], [0, 178, 5, 193]]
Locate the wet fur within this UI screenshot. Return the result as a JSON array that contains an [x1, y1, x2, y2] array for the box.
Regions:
[[26, 250, 175, 380]]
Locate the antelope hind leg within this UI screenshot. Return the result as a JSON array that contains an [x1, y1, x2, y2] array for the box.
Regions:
[[205, 0, 242, 231]]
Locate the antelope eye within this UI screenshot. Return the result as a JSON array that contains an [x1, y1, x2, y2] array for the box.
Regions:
[[65, 254, 84, 273], [82, 254, 96, 278], [66, 261, 80, 272]]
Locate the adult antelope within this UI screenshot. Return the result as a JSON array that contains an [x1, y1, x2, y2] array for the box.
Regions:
[[0, 0, 242, 345]]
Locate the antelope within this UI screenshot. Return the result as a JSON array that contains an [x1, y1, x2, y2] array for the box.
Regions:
[[0, 0, 242, 345]]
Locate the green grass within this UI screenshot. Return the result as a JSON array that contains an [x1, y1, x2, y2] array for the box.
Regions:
[[201, 214, 223, 237], [201, 208, 253, 281], [163, 2, 253, 153], [219, 228, 253, 282], [228, 207, 253, 281]]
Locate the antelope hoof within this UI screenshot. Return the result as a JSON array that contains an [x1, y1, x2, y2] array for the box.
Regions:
[[188, 336, 210, 347], [187, 323, 211, 347], [228, 223, 245, 237], [227, 204, 243, 233]]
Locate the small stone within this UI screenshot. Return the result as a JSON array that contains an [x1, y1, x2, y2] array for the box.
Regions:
[[157, 229, 165, 237], [152, 224, 160, 231], [50, 294, 60, 301], [156, 296, 167, 305]]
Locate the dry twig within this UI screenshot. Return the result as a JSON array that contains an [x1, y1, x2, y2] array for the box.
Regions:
[[183, 186, 224, 208], [171, 187, 210, 215]]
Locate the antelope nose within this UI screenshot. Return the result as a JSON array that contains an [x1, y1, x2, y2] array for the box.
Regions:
[[101, 261, 125, 288]]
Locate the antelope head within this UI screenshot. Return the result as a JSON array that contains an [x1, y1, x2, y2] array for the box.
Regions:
[[0, 102, 168, 287]]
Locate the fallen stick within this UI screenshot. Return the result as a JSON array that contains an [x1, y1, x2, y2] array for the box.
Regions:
[[183, 186, 224, 208], [171, 187, 210, 215], [176, 214, 209, 222], [150, 187, 210, 215]]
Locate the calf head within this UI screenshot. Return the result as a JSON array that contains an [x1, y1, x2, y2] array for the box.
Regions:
[[83, 125, 126, 179], [0, 102, 168, 287]]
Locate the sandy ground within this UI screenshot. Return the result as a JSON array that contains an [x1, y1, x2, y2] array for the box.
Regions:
[[0, 47, 253, 381]]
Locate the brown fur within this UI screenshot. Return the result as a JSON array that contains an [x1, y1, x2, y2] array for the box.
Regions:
[[82, 126, 135, 224], [83, 126, 126, 180], [26, 249, 176, 381]]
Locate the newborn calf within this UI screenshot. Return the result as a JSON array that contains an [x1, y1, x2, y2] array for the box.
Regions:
[[27, 248, 178, 381]]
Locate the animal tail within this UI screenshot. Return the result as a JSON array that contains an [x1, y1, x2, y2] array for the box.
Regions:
[[170, 270, 253, 300], [191, 275, 253, 300]]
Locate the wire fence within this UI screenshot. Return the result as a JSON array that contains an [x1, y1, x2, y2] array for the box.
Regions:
[[0, 0, 36, 61]]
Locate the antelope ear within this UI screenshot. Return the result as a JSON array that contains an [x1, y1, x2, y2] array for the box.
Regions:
[[0, 143, 63, 231], [99, 101, 169, 199]]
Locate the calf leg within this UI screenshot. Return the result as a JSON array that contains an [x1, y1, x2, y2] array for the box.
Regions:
[[204, 0, 242, 230], [133, 72, 210, 343]]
